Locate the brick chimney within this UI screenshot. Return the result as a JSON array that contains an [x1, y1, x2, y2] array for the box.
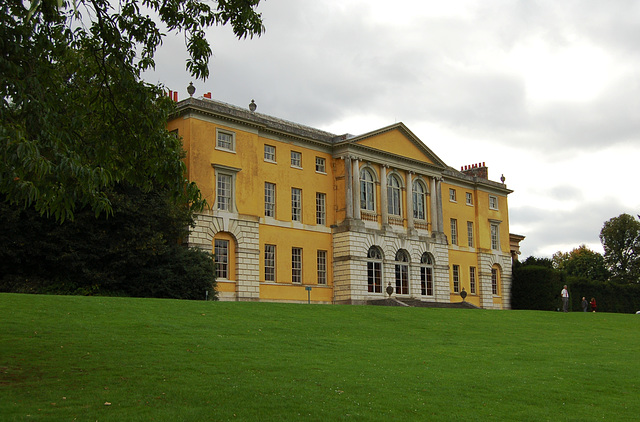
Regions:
[[461, 162, 488, 179]]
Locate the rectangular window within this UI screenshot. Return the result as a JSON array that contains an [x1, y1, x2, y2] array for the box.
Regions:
[[466, 192, 473, 205], [316, 192, 326, 225], [470, 266, 476, 294], [264, 145, 276, 162], [421, 267, 433, 296], [450, 219, 458, 245], [291, 151, 302, 168], [452, 264, 460, 293], [491, 223, 499, 250], [467, 221, 474, 247], [264, 182, 276, 217], [214, 239, 229, 279], [449, 188, 457, 202], [217, 173, 232, 211], [292, 247, 302, 283], [264, 244, 276, 282], [317, 250, 327, 285], [489, 195, 498, 210], [367, 261, 382, 293], [216, 129, 235, 151], [491, 268, 498, 295], [315, 157, 326, 173], [291, 188, 302, 221]]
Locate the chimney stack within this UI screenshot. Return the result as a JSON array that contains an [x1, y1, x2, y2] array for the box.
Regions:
[[461, 162, 488, 179]]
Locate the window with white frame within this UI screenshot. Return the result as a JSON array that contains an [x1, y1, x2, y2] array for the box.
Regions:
[[452, 264, 460, 293], [466, 192, 473, 205], [395, 250, 409, 295], [491, 223, 500, 250], [264, 244, 276, 282], [317, 250, 327, 285], [388, 174, 402, 216], [316, 192, 326, 225], [292, 247, 302, 283], [216, 173, 232, 211], [360, 168, 375, 211], [315, 157, 326, 173], [489, 195, 498, 210], [367, 246, 382, 293], [491, 267, 499, 295], [412, 180, 426, 220], [291, 151, 302, 168], [470, 266, 476, 294], [216, 129, 235, 151], [420, 253, 434, 296], [467, 221, 474, 247], [264, 145, 276, 162], [264, 182, 276, 217], [214, 239, 229, 279], [449, 188, 457, 202], [450, 218, 458, 245], [291, 188, 302, 222], [213, 165, 239, 212]]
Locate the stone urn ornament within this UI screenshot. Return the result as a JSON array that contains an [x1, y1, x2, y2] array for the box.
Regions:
[[460, 287, 467, 301], [386, 282, 394, 298]]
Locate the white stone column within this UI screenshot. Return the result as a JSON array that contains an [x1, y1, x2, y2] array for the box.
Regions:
[[344, 156, 353, 220], [435, 177, 444, 233], [430, 177, 438, 232], [380, 165, 388, 226], [352, 158, 361, 220], [407, 172, 414, 230]]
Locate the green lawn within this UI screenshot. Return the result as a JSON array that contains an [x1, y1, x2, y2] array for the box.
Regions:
[[1, 294, 638, 421]]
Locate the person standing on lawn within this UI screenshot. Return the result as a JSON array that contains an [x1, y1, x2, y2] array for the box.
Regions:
[[582, 297, 588, 312], [561, 285, 569, 312]]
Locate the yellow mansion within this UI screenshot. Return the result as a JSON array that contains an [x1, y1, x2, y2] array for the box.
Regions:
[[168, 96, 519, 309]]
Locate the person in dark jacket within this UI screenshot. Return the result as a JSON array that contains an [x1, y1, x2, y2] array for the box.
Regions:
[[582, 297, 588, 312]]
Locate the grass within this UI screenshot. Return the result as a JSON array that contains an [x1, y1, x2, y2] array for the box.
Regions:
[[1, 294, 639, 421]]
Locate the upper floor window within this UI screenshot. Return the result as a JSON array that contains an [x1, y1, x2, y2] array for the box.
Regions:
[[489, 195, 499, 210], [316, 192, 326, 225], [449, 188, 457, 202], [387, 174, 402, 216], [216, 129, 235, 151], [291, 151, 302, 168], [315, 157, 326, 173], [264, 145, 276, 162], [450, 218, 458, 245], [291, 188, 302, 222], [466, 192, 473, 206], [491, 223, 500, 250], [467, 221, 474, 247], [360, 168, 375, 211], [216, 173, 232, 211], [264, 182, 276, 217], [412, 180, 426, 220]]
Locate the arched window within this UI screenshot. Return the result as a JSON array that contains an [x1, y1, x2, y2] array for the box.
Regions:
[[367, 246, 383, 293], [420, 253, 434, 296], [395, 249, 409, 295], [360, 168, 375, 211], [387, 174, 401, 216], [412, 180, 426, 220], [491, 265, 501, 295]]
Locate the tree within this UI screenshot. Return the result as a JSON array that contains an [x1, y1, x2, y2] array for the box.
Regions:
[[552, 245, 609, 282], [1, 0, 264, 221], [599, 214, 640, 283]]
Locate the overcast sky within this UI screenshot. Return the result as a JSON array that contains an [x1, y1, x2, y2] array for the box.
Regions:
[[145, 0, 640, 259]]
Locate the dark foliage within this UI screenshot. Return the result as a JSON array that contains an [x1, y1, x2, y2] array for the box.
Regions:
[[511, 265, 565, 311], [0, 186, 216, 300]]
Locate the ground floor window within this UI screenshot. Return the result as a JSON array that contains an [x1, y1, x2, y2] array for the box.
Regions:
[[491, 267, 499, 295], [367, 246, 382, 293], [215, 239, 229, 279], [292, 247, 302, 283], [470, 266, 476, 294], [452, 264, 460, 293], [317, 250, 327, 285], [395, 250, 409, 295], [420, 253, 434, 296]]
